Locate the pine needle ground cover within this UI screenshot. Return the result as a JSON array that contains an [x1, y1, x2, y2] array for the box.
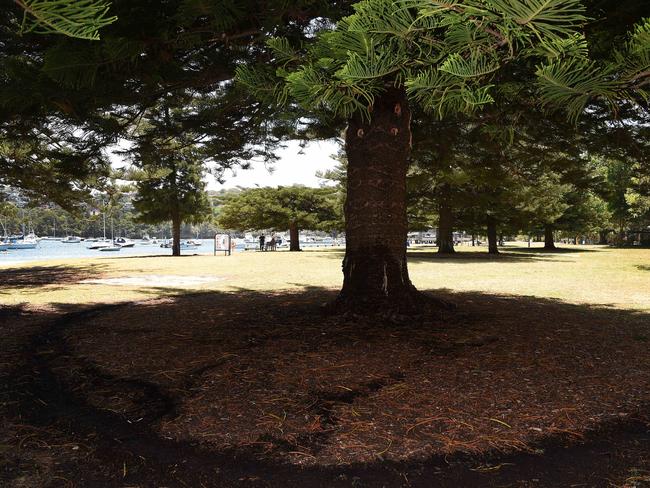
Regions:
[[1, 244, 649, 486]]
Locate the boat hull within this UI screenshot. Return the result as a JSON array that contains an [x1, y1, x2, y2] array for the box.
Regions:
[[99, 246, 122, 252]]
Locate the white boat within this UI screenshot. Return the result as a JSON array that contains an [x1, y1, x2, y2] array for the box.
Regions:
[[87, 239, 113, 249], [99, 245, 121, 252], [62, 236, 82, 244], [7, 238, 38, 249], [160, 240, 198, 250], [114, 237, 135, 248], [140, 235, 158, 245]]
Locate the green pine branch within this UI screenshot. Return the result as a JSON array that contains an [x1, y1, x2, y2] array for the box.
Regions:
[[16, 0, 117, 40]]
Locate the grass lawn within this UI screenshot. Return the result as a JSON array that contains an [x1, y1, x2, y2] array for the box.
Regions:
[[2, 242, 650, 487], [2, 242, 650, 311]]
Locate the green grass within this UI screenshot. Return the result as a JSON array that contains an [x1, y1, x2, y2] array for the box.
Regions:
[[2, 242, 650, 311]]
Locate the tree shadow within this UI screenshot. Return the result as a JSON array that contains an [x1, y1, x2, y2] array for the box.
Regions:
[[0, 264, 108, 294], [637, 265, 650, 272], [505, 246, 601, 254], [406, 250, 561, 263], [3, 288, 650, 487]]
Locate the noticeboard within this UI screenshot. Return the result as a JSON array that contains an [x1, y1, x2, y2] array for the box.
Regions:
[[214, 234, 232, 256]]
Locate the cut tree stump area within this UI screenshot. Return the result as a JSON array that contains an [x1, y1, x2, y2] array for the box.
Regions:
[[1, 246, 649, 487]]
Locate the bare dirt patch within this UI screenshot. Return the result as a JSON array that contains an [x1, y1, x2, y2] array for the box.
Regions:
[[80, 274, 221, 286]]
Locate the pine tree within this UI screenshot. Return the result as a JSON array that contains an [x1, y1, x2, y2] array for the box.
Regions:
[[218, 186, 340, 251], [128, 101, 212, 256], [237, 0, 597, 313]]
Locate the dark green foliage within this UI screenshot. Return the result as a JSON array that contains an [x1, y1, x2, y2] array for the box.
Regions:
[[218, 186, 340, 250]]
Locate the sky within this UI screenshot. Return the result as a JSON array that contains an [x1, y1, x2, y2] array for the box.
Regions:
[[111, 139, 342, 190], [208, 139, 341, 190]]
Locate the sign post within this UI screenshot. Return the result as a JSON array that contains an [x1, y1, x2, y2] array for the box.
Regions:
[[214, 234, 232, 256]]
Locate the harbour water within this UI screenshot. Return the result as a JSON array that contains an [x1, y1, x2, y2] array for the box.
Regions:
[[0, 238, 343, 266], [0, 239, 215, 266]]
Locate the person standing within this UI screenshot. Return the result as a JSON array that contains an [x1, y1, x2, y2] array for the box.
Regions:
[[259, 234, 265, 251]]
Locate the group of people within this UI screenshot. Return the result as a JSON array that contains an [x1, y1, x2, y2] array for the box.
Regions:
[[258, 234, 277, 251]]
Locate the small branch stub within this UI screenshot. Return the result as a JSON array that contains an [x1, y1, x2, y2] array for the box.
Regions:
[[357, 128, 365, 138], [390, 127, 399, 136], [394, 103, 402, 117]]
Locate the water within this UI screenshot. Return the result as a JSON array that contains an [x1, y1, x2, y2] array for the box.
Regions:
[[0, 239, 344, 266], [0, 239, 215, 266]]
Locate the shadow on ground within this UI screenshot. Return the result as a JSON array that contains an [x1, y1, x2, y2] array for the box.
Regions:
[[0, 264, 107, 294], [1, 288, 649, 487], [505, 246, 602, 254]]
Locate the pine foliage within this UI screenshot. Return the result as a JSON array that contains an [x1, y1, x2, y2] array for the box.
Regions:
[[237, 0, 590, 120], [16, 0, 117, 40], [536, 17, 650, 119]]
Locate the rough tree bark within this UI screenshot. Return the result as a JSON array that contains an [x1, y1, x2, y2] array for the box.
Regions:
[[437, 184, 455, 254], [171, 213, 181, 257], [487, 216, 499, 254], [334, 86, 429, 313], [289, 223, 301, 252], [544, 224, 556, 250]]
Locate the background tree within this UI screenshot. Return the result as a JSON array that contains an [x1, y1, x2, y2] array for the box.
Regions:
[[129, 124, 212, 256], [218, 186, 340, 251]]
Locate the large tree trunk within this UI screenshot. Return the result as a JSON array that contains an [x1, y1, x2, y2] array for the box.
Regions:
[[335, 86, 427, 314], [437, 185, 455, 254], [544, 224, 556, 250], [172, 214, 181, 256], [289, 223, 301, 252], [487, 216, 499, 254]]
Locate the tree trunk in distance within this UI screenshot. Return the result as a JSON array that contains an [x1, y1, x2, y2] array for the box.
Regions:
[[544, 224, 556, 250], [437, 185, 455, 254], [172, 214, 181, 256], [598, 230, 609, 245], [487, 216, 499, 254], [335, 86, 438, 314], [289, 223, 301, 252]]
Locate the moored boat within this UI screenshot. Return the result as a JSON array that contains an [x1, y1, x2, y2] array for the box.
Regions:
[[7, 238, 38, 249], [115, 237, 135, 248], [61, 236, 82, 244], [87, 239, 113, 250], [99, 245, 121, 252]]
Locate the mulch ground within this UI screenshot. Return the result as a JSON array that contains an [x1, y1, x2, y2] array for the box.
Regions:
[[1, 289, 650, 487]]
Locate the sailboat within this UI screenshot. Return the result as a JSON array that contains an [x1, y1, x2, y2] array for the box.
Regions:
[[99, 217, 121, 252], [87, 211, 112, 249]]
